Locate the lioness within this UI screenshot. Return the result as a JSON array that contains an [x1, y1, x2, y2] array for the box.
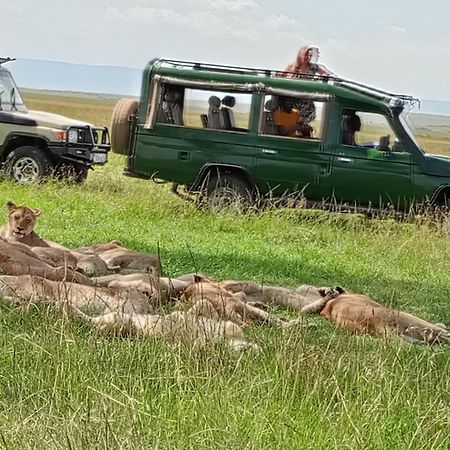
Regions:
[[71, 307, 260, 352], [301, 288, 450, 344], [181, 282, 294, 327], [0, 274, 153, 314], [0, 239, 92, 285], [94, 272, 205, 306], [0, 202, 116, 276], [0, 201, 49, 247], [219, 280, 336, 310], [74, 241, 161, 275]]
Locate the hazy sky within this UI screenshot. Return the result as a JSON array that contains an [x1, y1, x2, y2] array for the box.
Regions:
[[1, 0, 450, 100]]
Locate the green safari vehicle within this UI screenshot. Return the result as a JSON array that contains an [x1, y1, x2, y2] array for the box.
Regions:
[[110, 58, 450, 212]]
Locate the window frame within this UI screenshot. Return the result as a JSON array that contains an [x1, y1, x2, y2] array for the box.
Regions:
[[145, 75, 263, 132], [258, 90, 330, 141], [339, 109, 404, 152]]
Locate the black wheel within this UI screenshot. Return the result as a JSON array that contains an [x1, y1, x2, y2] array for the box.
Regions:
[[206, 172, 253, 213], [55, 163, 89, 183], [4, 146, 52, 184]]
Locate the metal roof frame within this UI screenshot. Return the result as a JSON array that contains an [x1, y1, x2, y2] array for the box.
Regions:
[[157, 58, 417, 104]]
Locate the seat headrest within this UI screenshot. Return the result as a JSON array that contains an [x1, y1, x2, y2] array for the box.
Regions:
[[208, 96, 221, 108], [164, 92, 179, 102], [265, 99, 278, 112], [222, 95, 236, 108]]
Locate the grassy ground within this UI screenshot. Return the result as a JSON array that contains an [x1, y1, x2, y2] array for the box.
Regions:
[[0, 92, 449, 449]]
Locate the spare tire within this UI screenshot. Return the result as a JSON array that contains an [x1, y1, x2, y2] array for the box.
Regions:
[[110, 98, 138, 155]]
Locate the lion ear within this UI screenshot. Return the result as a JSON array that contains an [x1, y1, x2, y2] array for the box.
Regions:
[[31, 208, 42, 217], [318, 288, 327, 298], [335, 286, 345, 294], [6, 201, 17, 212]]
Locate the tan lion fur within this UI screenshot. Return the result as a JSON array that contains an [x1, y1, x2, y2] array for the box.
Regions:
[[302, 289, 450, 344], [219, 280, 335, 310], [71, 307, 260, 352], [0, 201, 49, 247], [181, 282, 292, 327], [0, 274, 154, 314], [74, 240, 160, 275], [0, 239, 93, 285]]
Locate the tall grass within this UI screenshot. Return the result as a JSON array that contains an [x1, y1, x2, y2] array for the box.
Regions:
[[0, 91, 448, 449]]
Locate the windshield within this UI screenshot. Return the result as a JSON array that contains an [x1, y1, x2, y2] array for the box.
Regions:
[[0, 68, 25, 111], [400, 105, 450, 157]]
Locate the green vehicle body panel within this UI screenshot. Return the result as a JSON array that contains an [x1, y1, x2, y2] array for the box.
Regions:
[[123, 59, 450, 210]]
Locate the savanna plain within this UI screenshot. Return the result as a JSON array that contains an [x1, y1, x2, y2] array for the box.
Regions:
[[0, 91, 449, 449]]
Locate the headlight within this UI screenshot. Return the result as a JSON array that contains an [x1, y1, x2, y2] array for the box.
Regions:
[[68, 129, 79, 143]]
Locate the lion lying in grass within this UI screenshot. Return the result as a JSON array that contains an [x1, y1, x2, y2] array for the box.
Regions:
[[74, 240, 160, 275], [219, 280, 334, 310], [0, 274, 154, 313], [0, 202, 160, 276], [301, 287, 450, 344], [93, 272, 210, 306], [0, 239, 93, 285], [180, 281, 300, 327], [71, 307, 260, 352], [0, 201, 48, 247]]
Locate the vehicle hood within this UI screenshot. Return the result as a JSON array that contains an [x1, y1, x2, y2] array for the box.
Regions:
[[17, 109, 93, 128]]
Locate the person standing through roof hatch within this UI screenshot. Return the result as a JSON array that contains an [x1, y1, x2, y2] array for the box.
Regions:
[[285, 46, 335, 77]]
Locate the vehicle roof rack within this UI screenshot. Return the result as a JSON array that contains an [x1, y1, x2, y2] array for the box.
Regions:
[[158, 58, 417, 104], [0, 57, 16, 66]]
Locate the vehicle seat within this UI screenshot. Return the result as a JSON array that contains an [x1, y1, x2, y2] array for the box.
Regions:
[[208, 96, 221, 129], [157, 92, 184, 125], [264, 99, 278, 135], [200, 114, 209, 128], [220, 95, 236, 130]]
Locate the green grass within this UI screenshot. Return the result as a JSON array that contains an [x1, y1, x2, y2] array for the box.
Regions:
[[0, 91, 449, 449]]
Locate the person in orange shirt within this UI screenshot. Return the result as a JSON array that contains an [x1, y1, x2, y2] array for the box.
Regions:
[[272, 98, 312, 138]]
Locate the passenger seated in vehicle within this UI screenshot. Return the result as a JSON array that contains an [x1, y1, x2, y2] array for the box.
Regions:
[[220, 95, 236, 130], [342, 113, 361, 146], [272, 97, 312, 138], [208, 96, 221, 129]]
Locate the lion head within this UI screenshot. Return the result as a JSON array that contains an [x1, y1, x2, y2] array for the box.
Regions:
[[6, 201, 41, 238]]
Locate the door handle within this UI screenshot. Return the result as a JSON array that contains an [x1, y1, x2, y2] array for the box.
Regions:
[[261, 149, 278, 155], [337, 157, 353, 163], [178, 151, 190, 160]]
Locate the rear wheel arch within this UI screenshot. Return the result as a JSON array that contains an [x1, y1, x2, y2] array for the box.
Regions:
[[192, 164, 257, 194], [432, 185, 450, 206]]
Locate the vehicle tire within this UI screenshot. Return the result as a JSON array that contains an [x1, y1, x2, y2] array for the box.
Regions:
[[206, 172, 253, 213], [110, 98, 138, 155], [4, 146, 52, 184]]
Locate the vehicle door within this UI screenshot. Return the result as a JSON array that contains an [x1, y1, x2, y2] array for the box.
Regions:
[[253, 92, 332, 200], [133, 81, 258, 185], [330, 110, 413, 209]]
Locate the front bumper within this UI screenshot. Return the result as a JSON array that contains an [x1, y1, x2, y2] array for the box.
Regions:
[[49, 126, 110, 167]]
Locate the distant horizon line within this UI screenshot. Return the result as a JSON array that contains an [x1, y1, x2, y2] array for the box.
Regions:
[[19, 86, 450, 117], [11, 56, 450, 104]]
